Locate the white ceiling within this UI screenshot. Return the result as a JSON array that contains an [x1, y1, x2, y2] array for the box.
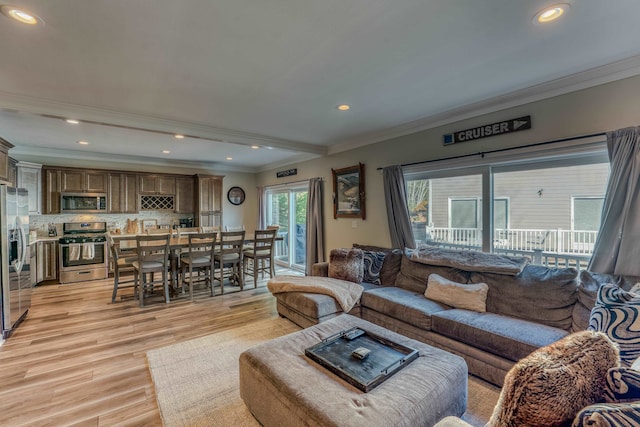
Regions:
[[2, 0, 640, 172]]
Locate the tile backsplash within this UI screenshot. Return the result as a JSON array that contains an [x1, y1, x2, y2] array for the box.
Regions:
[[31, 212, 193, 235]]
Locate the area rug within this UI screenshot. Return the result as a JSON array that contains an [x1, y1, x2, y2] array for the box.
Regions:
[[147, 317, 500, 427]]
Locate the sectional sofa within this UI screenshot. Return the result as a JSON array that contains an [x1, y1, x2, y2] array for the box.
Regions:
[[272, 244, 639, 387]]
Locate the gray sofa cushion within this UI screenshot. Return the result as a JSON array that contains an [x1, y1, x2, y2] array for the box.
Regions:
[[395, 254, 470, 293], [469, 264, 578, 330], [361, 287, 449, 330], [572, 270, 640, 332], [431, 309, 569, 362]]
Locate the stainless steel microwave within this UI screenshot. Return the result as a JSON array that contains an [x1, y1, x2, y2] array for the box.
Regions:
[[60, 193, 107, 213]]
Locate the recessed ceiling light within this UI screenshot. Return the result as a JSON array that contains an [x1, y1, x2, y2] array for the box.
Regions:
[[174, 134, 184, 139], [534, 4, 569, 24], [1, 5, 41, 25], [66, 119, 80, 124], [162, 150, 171, 154], [265, 146, 274, 150], [77, 141, 89, 145], [251, 145, 260, 149], [337, 104, 350, 111], [226, 157, 233, 161]]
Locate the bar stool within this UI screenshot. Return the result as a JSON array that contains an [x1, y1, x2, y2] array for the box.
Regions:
[[213, 230, 245, 294], [243, 228, 277, 288], [180, 232, 217, 298], [108, 234, 137, 302], [132, 234, 171, 307]]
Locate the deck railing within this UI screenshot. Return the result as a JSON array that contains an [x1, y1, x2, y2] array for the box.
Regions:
[[421, 226, 597, 270]]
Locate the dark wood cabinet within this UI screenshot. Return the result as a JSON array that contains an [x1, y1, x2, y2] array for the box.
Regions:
[[108, 173, 139, 213], [37, 241, 58, 282], [140, 175, 176, 194], [61, 169, 107, 193], [196, 175, 223, 227], [0, 137, 14, 183], [43, 168, 61, 214], [175, 176, 195, 213]]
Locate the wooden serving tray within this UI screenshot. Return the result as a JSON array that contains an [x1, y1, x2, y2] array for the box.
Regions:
[[305, 327, 419, 392]]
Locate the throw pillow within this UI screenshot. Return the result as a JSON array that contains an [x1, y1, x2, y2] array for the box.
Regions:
[[362, 251, 386, 285], [589, 284, 640, 366], [487, 330, 619, 427], [328, 248, 364, 284], [425, 274, 488, 313]]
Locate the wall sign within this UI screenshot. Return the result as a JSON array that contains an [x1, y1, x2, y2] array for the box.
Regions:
[[443, 115, 531, 145], [277, 168, 297, 178]]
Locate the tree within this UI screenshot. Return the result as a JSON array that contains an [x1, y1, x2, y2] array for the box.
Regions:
[[406, 180, 429, 222]]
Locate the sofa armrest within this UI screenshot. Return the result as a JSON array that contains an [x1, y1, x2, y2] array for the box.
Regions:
[[311, 262, 329, 277], [572, 402, 640, 427], [433, 416, 473, 427]]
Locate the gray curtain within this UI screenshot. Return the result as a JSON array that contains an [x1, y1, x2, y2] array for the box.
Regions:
[[383, 165, 416, 249], [588, 126, 640, 276], [256, 186, 265, 229], [305, 178, 325, 274]]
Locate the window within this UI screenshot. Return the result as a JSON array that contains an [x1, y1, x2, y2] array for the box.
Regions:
[[404, 136, 609, 268], [572, 197, 604, 231], [265, 184, 308, 271], [450, 198, 480, 228]]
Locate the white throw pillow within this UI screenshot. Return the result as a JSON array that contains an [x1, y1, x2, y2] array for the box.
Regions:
[[425, 273, 489, 313]]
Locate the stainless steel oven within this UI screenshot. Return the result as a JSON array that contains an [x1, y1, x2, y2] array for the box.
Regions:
[[58, 222, 108, 284]]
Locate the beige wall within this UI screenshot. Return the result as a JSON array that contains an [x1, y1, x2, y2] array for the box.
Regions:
[[255, 74, 640, 255]]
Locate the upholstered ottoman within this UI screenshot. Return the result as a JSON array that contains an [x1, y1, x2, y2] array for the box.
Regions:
[[239, 314, 468, 427]]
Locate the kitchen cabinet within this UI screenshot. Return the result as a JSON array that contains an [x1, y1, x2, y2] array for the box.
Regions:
[[175, 176, 195, 213], [37, 240, 58, 283], [17, 162, 43, 215], [196, 175, 223, 227], [108, 173, 139, 213], [139, 175, 175, 195], [0, 137, 14, 183], [61, 169, 108, 193], [43, 167, 61, 214], [8, 157, 18, 187]]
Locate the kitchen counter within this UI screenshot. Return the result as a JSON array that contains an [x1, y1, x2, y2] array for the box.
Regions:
[[30, 236, 60, 244]]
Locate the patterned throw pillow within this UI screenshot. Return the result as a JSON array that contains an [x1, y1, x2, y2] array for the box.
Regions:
[[589, 284, 640, 366], [362, 251, 386, 285], [328, 248, 364, 284]]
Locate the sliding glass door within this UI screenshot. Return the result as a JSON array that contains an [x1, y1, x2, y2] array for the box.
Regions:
[[266, 185, 308, 271]]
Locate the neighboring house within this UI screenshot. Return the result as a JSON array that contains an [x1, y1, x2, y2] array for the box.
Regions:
[[410, 162, 609, 261]]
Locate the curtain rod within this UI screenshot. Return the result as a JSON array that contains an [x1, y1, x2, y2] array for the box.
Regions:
[[376, 132, 607, 171], [263, 177, 323, 189]]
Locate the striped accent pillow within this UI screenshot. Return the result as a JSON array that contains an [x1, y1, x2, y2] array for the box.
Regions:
[[362, 251, 386, 285], [589, 284, 640, 366]]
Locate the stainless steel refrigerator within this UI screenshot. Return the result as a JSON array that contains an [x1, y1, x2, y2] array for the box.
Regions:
[[1, 186, 31, 339]]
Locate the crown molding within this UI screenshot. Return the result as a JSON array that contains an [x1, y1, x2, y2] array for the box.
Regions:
[[255, 153, 323, 174], [328, 55, 640, 155], [10, 145, 257, 174], [0, 92, 327, 156]]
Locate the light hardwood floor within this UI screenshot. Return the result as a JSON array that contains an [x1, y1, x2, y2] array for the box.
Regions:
[[0, 269, 296, 426]]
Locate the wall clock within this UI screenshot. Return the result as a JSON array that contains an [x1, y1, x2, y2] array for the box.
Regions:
[[227, 186, 246, 205]]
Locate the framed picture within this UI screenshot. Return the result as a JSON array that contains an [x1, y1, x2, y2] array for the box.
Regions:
[[332, 163, 366, 219], [141, 219, 158, 232], [227, 186, 246, 205]]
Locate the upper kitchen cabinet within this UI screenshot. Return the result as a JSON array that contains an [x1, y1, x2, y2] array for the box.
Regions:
[[43, 167, 61, 214], [61, 169, 108, 193], [17, 162, 43, 215], [108, 173, 138, 213], [196, 175, 223, 226], [0, 137, 14, 184], [175, 176, 195, 213], [139, 175, 176, 195]]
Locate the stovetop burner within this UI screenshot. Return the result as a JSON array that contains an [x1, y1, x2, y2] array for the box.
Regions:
[[59, 221, 107, 244]]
